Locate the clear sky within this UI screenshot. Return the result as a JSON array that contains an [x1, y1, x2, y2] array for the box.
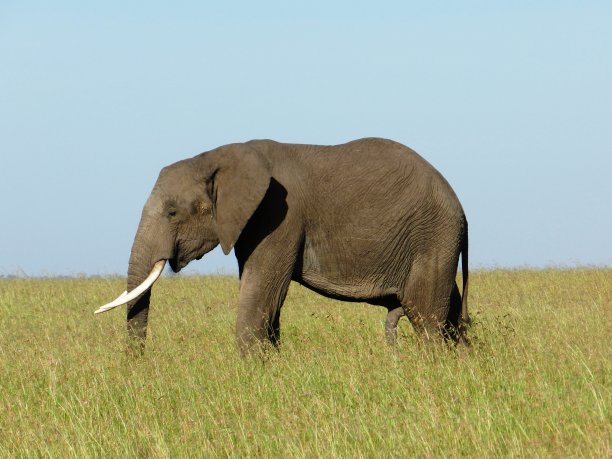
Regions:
[[1, 1, 611, 276]]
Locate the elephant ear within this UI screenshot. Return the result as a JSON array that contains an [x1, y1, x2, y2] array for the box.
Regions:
[[209, 145, 271, 255]]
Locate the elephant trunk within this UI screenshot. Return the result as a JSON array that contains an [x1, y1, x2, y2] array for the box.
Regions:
[[126, 294, 151, 354], [124, 207, 173, 354], [126, 245, 154, 354]]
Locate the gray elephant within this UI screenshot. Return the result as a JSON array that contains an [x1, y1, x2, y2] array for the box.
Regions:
[[97, 137, 469, 354], [385, 307, 406, 345]]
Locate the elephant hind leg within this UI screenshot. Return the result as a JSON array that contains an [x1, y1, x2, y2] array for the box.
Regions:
[[385, 307, 404, 345], [441, 282, 463, 343], [268, 308, 281, 347], [400, 260, 454, 341], [373, 296, 404, 345], [443, 282, 470, 345]]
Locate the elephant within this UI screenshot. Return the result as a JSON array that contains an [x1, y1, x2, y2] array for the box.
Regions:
[[96, 137, 469, 354], [385, 307, 405, 345]]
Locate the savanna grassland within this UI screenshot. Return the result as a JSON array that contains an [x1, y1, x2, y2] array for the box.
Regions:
[[0, 269, 610, 457]]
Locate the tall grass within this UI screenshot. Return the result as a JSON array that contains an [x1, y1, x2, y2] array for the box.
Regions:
[[0, 270, 610, 457]]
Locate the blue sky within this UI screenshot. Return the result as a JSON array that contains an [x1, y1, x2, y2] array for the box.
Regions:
[[1, 1, 611, 276]]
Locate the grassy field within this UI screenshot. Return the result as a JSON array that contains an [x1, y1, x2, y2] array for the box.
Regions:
[[0, 269, 610, 457]]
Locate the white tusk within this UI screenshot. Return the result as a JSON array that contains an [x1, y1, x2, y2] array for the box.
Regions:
[[96, 290, 127, 312], [94, 260, 166, 314]]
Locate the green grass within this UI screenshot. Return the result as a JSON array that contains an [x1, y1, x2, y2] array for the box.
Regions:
[[0, 269, 610, 457]]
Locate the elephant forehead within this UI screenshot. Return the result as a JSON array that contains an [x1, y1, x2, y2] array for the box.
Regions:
[[142, 194, 165, 216], [156, 167, 201, 196], [159, 163, 193, 183], [149, 189, 191, 210]]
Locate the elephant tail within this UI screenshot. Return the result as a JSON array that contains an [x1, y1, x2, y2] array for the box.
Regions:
[[460, 216, 470, 328]]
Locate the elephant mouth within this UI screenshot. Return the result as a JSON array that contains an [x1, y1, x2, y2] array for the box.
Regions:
[[169, 240, 183, 273], [169, 256, 182, 273], [169, 248, 192, 273]]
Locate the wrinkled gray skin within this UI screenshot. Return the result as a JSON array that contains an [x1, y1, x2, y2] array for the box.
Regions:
[[125, 138, 469, 355], [385, 307, 406, 345]]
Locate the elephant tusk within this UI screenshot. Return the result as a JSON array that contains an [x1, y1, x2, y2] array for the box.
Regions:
[[98, 289, 128, 306], [94, 260, 166, 314]]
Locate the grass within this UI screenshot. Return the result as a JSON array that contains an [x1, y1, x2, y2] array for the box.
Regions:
[[0, 269, 610, 457]]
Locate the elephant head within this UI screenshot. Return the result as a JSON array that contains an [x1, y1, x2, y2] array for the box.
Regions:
[[95, 144, 271, 353]]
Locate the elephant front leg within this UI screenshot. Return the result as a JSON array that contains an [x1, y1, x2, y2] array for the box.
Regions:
[[235, 267, 292, 356]]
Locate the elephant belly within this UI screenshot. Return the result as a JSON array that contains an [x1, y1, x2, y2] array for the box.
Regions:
[[297, 270, 399, 302], [295, 240, 402, 301]]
